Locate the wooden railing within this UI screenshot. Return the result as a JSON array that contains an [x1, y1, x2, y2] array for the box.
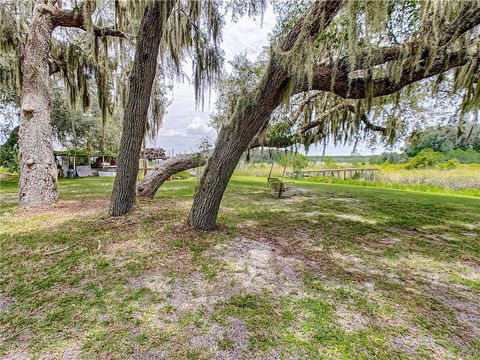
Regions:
[[293, 168, 380, 181]]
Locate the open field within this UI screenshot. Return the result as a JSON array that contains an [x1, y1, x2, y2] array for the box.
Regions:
[[377, 165, 480, 192], [1, 176, 479, 359], [234, 163, 480, 196]]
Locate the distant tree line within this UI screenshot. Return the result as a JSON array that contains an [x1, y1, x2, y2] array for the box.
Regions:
[[239, 122, 480, 172]]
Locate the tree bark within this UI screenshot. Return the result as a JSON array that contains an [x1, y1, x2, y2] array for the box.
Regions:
[[109, 0, 174, 216], [189, 81, 295, 229], [137, 150, 211, 198], [19, 0, 58, 208]]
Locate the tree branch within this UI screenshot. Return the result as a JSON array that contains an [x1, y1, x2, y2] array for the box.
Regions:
[[304, 39, 478, 99], [298, 102, 350, 133], [137, 151, 211, 198], [336, 3, 480, 72], [280, 0, 344, 52], [359, 112, 387, 134], [342, 47, 475, 99], [51, 7, 128, 38], [298, 102, 387, 134], [291, 91, 322, 122]]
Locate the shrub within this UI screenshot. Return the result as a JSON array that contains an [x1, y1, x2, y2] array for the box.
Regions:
[[0, 127, 19, 174], [292, 153, 308, 172], [446, 148, 480, 164], [323, 156, 337, 168], [404, 149, 444, 169], [279, 153, 308, 172], [437, 158, 460, 169]]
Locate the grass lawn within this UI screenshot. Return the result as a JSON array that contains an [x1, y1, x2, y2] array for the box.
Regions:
[[0, 176, 479, 359]]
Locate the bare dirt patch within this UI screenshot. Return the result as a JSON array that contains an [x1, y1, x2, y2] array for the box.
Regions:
[[393, 335, 454, 359], [13, 199, 108, 219], [0, 350, 31, 360], [336, 213, 377, 224], [336, 306, 370, 332], [217, 236, 303, 295], [436, 292, 480, 341], [0, 293, 14, 313], [189, 316, 249, 360], [130, 269, 231, 324], [282, 195, 312, 204], [378, 236, 401, 246]]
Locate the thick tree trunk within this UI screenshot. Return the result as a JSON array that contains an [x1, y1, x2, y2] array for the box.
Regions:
[[109, 0, 174, 216], [187, 0, 343, 230], [188, 64, 288, 230], [19, 1, 58, 208], [137, 150, 211, 198]]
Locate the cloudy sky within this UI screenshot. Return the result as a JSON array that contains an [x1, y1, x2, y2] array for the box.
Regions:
[[153, 6, 385, 157]]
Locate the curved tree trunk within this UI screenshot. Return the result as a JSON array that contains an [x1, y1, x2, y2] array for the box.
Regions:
[[109, 0, 174, 216], [187, 0, 344, 230], [19, 1, 58, 208], [137, 151, 211, 198], [188, 62, 289, 230]]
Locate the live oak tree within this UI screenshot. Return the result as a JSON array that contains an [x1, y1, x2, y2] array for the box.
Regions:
[[0, 0, 141, 208], [187, 0, 480, 230], [136, 4, 480, 200], [109, 0, 223, 216]]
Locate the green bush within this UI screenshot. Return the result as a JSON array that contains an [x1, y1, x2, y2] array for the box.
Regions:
[[279, 153, 308, 172], [446, 148, 480, 164], [323, 156, 337, 168], [405, 149, 444, 169], [437, 158, 460, 169], [292, 153, 308, 172]]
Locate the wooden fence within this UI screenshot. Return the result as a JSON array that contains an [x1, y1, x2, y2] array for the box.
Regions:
[[294, 168, 380, 181]]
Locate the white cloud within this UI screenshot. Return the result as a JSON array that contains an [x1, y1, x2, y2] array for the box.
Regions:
[[185, 117, 217, 137], [150, 10, 275, 154]]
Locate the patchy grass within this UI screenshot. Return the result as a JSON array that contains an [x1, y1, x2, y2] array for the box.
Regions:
[[0, 176, 479, 359]]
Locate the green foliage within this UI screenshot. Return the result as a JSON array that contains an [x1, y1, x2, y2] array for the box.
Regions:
[[369, 152, 408, 165], [51, 91, 121, 152], [278, 152, 308, 172], [306, 174, 480, 197], [242, 148, 283, 164], [323, 156, 337, 168], [437, 158, 460, 170], [405, 149, 444, 169], [405, 123, 480, 157], [446, 148, 480, 164], [0, 126, 18, 173], [210, 54, 267, 129], [291, 153, 308, 172]]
